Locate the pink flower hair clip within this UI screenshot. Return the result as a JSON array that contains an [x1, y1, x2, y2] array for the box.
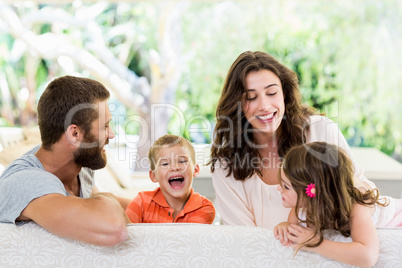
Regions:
[[306, 183, 316, 198]]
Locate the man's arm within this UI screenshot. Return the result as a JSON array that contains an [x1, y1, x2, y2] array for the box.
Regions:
[[92, 185, 131, 210], [19, 193, 128, 246]]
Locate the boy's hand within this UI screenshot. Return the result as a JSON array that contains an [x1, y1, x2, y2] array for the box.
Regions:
[[287, 224, 318, 250], [273, 222, 292, 246]]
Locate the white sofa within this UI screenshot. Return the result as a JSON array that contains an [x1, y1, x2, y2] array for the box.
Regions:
[[2, 127, 402, 267], [0, 222, 401, 267]]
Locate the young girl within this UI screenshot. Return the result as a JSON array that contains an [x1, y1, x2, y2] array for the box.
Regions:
[[274, 142, 402, 267]]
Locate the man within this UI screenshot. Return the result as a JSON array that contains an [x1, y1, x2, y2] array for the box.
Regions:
[[0, 76, 131, 246]]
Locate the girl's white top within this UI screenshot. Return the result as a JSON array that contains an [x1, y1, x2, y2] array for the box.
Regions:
[[297, 197, 396, 228]]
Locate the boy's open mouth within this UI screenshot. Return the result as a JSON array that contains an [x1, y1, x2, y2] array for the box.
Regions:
[[169, 176, 184, 189]]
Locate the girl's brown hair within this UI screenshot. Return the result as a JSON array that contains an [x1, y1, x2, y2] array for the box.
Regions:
[[210, 51, 314, 180], [281, 142, 386, 248]]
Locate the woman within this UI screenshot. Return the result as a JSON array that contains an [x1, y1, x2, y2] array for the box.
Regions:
[[210, 51, 374, 229]]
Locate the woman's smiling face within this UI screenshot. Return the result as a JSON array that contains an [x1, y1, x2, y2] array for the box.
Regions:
[[241, 69, 285, 137]]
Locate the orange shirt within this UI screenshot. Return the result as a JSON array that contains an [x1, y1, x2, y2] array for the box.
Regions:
[[126, 187, 215, 224]]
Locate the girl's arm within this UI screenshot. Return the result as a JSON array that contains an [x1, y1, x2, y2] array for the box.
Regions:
[[287, 203, 379, 267], [287, 208, 298, 224], [274, 208, 298, 246]]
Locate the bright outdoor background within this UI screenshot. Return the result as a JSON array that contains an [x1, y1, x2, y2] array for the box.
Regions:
[[0, 0, 401, 168]]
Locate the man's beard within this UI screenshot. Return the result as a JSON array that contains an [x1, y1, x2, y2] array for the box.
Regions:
[[74, 133, 108, 170]]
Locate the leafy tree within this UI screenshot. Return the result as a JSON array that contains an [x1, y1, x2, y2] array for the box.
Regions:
[[0, 0, 401, 165]]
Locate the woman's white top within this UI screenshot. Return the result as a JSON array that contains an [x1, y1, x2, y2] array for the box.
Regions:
[[211, 115, 375, 230]]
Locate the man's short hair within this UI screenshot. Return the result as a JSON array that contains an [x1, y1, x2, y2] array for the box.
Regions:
[[37, 75, 110, 150], [148, 134, 196, 171]]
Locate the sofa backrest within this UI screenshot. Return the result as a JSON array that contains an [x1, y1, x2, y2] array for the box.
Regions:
[[0, 222, 401, 267]]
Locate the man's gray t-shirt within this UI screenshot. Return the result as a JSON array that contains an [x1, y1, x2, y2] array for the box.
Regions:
[[0, 145, 95, 223]]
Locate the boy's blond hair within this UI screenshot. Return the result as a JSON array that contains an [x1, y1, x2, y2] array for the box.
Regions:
[[148, 134, 196, 171]]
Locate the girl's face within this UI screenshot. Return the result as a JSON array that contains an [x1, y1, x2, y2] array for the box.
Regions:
[[241, 70, 285, 137], [277, 168, 298, 208]]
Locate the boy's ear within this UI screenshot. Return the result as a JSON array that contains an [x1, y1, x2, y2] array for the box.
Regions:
[[193, 164, 200, 178], [149, 170, 158, 183]]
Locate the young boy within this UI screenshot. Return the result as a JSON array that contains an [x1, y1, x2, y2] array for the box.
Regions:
[[126, 134, 215, 223]]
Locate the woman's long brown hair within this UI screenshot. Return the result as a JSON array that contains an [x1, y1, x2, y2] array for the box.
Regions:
[[210, 51, 314, 180]]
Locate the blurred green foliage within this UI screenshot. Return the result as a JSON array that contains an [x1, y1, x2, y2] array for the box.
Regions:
[[172, 1, 402, 158], [0, 1, 401, 159]]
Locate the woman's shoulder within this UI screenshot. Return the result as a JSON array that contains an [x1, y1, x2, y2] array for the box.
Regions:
[[305, 115, 341, 141], [307, 114, 335, 125]]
